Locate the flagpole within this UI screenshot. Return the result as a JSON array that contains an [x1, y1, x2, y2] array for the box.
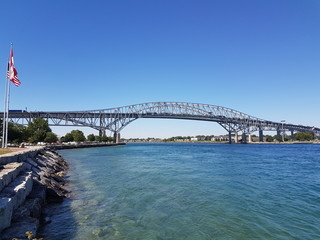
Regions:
[[2, 43, 20, 148], [3, 44, 12, 148], [2, 73, 9, 148], [5, 77, 11, 148], [2, 44, 12, 148]]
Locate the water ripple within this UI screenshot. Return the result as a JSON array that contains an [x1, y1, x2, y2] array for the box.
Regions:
[[41, 143, 320, 239]]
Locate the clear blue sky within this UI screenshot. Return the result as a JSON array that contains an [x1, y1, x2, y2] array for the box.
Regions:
[[1, 0, 319, 138]]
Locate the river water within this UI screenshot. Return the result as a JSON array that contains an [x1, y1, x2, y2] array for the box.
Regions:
[[40, 143, 320, 239]]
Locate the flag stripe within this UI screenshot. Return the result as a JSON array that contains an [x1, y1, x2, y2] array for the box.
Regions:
[[6, 47, 21, 87]]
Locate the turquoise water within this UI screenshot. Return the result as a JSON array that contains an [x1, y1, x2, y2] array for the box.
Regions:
[[41, 143, 320, 239]]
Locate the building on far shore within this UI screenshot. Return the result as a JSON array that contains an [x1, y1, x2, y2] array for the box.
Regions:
[[211, 136, 230, 142]]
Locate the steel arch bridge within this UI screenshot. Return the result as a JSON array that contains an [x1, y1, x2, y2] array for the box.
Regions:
[[3, 102, 320, 143]]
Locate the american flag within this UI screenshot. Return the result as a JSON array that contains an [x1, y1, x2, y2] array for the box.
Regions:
[[7, 47, 21, 87]]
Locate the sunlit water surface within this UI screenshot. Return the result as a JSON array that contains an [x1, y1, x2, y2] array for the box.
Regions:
[[40, 143, 320, 239]]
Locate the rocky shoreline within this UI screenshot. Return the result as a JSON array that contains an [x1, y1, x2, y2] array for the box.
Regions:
[[0, 143, 125, 239], [0, 147, 69, 239]]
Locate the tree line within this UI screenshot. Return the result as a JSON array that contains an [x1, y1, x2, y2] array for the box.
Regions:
[[265, 132, 315, 142], [3, 118, 114, 144]]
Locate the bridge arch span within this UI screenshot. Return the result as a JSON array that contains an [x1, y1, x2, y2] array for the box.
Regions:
[[3, 102, 320, 143], [92, 102, 263, 134]]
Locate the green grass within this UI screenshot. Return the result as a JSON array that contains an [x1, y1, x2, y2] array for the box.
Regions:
[[0, 150, 13, 155]]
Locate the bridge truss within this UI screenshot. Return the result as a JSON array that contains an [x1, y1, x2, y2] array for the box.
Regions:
[[2, 102, 320, 142]]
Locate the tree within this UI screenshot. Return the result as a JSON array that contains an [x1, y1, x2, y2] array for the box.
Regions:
[[44, 132, 58, 143], [62, 130, 86, 142], [164, 137, 175, 142], [71, 130, 86, 142], [101, 135, 114, 142], [95, 135, 102, 142], [295, 132, 314, 141], [64, 133, 74, 142], [8, 122, 28, 143], [265, 135, 274, 142], [274, 135, 283, 142], [205, 135, 212, 141], [87, 134, 95, 141], [27, 118, 52, 143]]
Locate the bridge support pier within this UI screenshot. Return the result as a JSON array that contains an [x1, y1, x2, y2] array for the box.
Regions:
[[234, 132, 238, 143], [113, 132, 121, 143], [228, 131, 232, 144], [248, 134, 252, 143], [277, 130, 281, 138], [259, 129, 264, 142], [99, 129, 106, 137], [242, 133, 247, 144], [291, 130, 295, 141]]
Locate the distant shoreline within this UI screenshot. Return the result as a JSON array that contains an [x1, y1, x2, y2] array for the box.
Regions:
[[125, 141, 320, 144]]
